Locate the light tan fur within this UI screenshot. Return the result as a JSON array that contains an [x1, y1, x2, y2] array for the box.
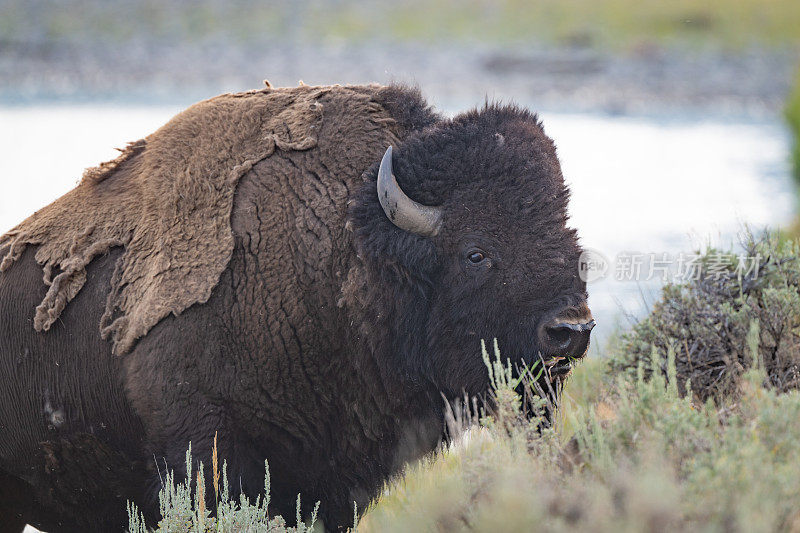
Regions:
[[0, 84, 400, 355]]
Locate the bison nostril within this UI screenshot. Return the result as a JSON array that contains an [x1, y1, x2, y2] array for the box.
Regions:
[[543, 320, 595, 358], [546, 326, 573, 351]]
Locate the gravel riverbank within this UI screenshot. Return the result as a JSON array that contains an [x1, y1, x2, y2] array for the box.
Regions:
[[1, 38, 797, 117]]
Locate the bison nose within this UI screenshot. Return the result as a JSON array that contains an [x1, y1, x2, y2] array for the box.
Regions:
[[541, 320, 595, 359]]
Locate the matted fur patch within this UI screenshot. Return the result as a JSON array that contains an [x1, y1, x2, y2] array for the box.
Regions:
[[0, 84, 398, 354]]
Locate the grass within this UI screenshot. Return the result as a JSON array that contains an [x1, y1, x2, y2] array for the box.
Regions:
[[324, 0, 800, 50], [130, 233, 800, 532], [3, 0, 800, 51]]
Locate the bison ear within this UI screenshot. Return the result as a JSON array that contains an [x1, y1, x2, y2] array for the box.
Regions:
[[377, 146, 443, 237]]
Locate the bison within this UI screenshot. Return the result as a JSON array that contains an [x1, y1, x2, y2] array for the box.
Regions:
[[0, 83, 593, 531]]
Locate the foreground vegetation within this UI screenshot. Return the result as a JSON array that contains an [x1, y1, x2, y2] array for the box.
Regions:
[[361, 350, 800, 531], [128, 232, 800, 532], [127, 438, 321, 533]]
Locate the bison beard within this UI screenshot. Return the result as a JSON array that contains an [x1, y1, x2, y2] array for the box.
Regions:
[[0, 83, 591, 531]]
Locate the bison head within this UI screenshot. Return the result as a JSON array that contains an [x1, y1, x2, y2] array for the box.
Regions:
[[349, 103, 593, 405]]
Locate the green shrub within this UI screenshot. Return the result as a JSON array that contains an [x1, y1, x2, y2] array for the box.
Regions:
[[610, 231, 800, 402], [787, 68, 800, 184], [126, 441, 320, 533]]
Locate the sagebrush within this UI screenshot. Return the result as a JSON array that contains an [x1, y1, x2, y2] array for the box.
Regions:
[[611, 231, 800, 401], [360, 334, 800, 532], [127, 438, 320, 533]]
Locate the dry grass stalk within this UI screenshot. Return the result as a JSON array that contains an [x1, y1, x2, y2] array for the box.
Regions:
[[212, 431, 219, 503], [197, 470, 205, 520]]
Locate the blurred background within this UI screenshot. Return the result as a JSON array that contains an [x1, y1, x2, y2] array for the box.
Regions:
[[2, 0, 800, 346]]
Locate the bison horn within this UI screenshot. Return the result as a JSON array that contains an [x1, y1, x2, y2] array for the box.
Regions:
[[377, 146, 443, 237]]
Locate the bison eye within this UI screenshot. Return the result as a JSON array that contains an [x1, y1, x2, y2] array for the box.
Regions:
[[467, 250, 487, 264]]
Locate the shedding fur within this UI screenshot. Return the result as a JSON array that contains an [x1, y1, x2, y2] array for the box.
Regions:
[[0, 85, 397, 355], [0, 84, 591, 530]]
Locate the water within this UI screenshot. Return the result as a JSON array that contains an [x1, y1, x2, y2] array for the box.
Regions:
[[1, 105, 795, 348]]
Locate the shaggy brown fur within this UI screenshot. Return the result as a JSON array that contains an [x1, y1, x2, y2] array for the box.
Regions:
[[0, 84, 400, 355], [0, 83, 437, 531], [0, 83, 590, 531]]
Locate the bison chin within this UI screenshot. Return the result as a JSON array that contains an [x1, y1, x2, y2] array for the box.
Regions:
[[469, 345, 579, 430], [515, 356, 577, 425]]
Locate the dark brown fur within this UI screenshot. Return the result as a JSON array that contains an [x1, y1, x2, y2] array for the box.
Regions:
[[0, 84, 589, 531]]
